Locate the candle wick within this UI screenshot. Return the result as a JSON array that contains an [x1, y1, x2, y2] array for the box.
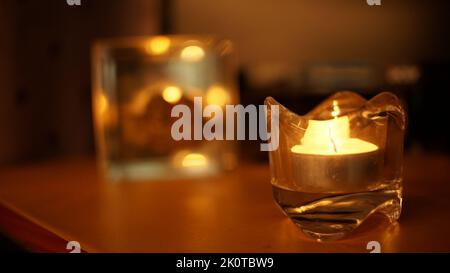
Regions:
[[328, 123, 338, 153]]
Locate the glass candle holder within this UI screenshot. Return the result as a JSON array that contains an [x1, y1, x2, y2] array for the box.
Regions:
[[92, 36, 238, 181], [265, 91, 406, 241]]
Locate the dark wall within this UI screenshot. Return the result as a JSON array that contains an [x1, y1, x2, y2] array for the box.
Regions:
[[0, 0, 161, 163]]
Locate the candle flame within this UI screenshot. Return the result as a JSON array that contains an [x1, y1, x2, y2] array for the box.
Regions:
[[292, 112, 378, 155]]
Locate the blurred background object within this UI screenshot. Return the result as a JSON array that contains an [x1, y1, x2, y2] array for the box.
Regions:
[[92, 36, 238, 181], [0, 0, 450, 165]]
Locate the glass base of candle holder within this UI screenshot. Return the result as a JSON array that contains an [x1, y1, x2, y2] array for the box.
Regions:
[[272, 181, 402, 241]]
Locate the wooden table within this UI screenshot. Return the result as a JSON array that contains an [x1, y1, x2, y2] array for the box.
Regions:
[[0, 153, 450, 253]]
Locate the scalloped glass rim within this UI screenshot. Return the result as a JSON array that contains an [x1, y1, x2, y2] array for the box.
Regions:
[[265, 91, 407, 130]]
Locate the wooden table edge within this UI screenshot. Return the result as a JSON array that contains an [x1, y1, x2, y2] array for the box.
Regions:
[[0, 200, 84, 253]]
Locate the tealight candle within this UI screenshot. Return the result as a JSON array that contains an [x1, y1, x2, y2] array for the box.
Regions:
[[265, 92, 406, 241], [290, 115, 383, 193]]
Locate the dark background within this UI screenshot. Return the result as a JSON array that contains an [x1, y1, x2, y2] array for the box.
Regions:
[[0, 0, 450, 164]]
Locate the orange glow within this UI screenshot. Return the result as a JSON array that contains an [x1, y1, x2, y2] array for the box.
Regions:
[[180, 46, 205, 62], [97, 93, 108, 116], [129, 89, 152, 115], [206, 85, 230, 106], [182, 153, 208, 168], [95, 92, 117, 127], [146, 36, 171, 55], [162, 86, 182, 104]]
